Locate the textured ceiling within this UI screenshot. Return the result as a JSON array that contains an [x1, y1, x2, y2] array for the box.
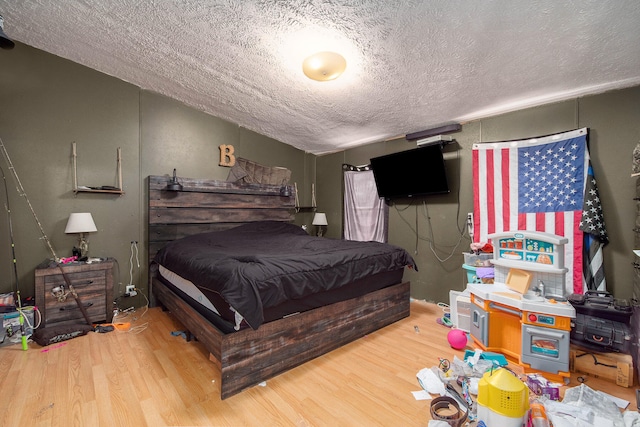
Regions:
[[1, 1, 640, 154]]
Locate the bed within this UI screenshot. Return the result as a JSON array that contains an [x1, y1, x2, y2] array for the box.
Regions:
[[148, 175, 415, 399]]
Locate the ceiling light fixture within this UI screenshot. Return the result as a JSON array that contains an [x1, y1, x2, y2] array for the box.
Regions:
[[302, 51, 347, 81], [0, 15, 15, 50]]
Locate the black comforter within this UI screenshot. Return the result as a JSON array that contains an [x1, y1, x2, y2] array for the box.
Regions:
[[154, 221, 416, 329]]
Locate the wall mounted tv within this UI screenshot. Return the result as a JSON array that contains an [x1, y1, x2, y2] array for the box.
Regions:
[[370, 144, 450, 199]]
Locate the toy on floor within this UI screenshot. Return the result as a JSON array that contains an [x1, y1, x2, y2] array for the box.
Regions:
[[447, 329, 468, 350]]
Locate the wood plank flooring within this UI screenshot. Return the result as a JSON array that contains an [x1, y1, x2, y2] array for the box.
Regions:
[[0, 300, 636, 426]]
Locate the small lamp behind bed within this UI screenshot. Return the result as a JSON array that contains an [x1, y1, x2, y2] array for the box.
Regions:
[[312, 212, 328, 237]]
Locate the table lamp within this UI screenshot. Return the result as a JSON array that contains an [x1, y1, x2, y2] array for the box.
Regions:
[[312, 212, 328, 237], [65, 212, 97, 258]]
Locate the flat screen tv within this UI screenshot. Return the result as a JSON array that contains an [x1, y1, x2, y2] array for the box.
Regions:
[[370, 144, 450, 199]]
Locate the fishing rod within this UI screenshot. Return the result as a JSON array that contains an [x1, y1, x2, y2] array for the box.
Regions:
[[0, 137, 59, 261], [1, 135, 61, 350], [1, 162, 27, 350]]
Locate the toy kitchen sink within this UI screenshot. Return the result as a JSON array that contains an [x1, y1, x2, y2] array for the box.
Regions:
[[467, 231, 576, 382]]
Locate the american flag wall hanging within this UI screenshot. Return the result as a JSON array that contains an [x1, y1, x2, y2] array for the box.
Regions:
[[472, 128, 608, 295]]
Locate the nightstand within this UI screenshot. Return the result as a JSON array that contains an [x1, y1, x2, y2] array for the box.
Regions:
[[35, 258, 115, 327]]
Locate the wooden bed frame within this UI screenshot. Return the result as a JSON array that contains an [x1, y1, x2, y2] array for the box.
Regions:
[[148, 175, 410, 399]]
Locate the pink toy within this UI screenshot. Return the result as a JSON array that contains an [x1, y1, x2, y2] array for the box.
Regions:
[[447, 329, 468, 350]]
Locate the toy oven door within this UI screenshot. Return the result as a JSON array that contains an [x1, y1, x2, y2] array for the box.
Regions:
[[521, 324, 570, 373]]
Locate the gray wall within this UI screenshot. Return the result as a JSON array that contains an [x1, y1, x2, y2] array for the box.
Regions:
[[2, 41, 639, 310], [0, 43, 315, 304], [319, 87, 640, 305]]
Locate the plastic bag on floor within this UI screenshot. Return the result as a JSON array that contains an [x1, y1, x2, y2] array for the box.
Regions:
[[623, 411, 640, 427], [546, 383, 624, 427]]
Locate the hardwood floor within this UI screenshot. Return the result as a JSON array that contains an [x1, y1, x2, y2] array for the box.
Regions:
[[0, 300, 636, 426]]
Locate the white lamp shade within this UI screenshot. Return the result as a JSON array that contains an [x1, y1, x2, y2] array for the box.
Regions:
[[312, 212, 328, 226], [65, 213, 97, 234]]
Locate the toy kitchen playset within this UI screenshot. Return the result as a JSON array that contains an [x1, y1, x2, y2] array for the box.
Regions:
[[467, 231, 576, 381]]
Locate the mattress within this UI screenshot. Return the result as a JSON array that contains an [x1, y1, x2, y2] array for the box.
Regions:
[[153, 221, 416, 330], [157, 264, 405, 333], [158, 265, 221, 316]]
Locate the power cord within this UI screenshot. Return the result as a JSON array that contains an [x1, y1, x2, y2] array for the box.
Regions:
[[129, 241, 139, 285], [575, 351, 617, 369], [125, 241, 140, 297], [113, 242, 143, 314], [113, 289, 149, 334], [393, 146, 469, 262]]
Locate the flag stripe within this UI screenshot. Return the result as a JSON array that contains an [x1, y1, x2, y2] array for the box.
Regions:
[[571, 210, 583, 293], [585, 237, 606, 291], [501, 148, 510, 231], [487, 150, 496, 235], [472, 148, 482, 240]]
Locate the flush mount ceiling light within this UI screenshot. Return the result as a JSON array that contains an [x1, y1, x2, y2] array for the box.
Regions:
[[302, 51, 347, 81]]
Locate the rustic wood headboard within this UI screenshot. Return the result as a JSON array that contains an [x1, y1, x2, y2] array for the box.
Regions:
[[147, 175, 296, 265]]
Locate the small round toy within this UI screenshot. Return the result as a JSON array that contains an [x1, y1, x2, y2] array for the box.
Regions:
[[447, 329, 468, 350]]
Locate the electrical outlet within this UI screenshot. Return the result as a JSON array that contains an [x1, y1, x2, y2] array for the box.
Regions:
[[125, 285, 137, 297]]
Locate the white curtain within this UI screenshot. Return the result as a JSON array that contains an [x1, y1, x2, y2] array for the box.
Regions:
[[343, 167, 388, 242]]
